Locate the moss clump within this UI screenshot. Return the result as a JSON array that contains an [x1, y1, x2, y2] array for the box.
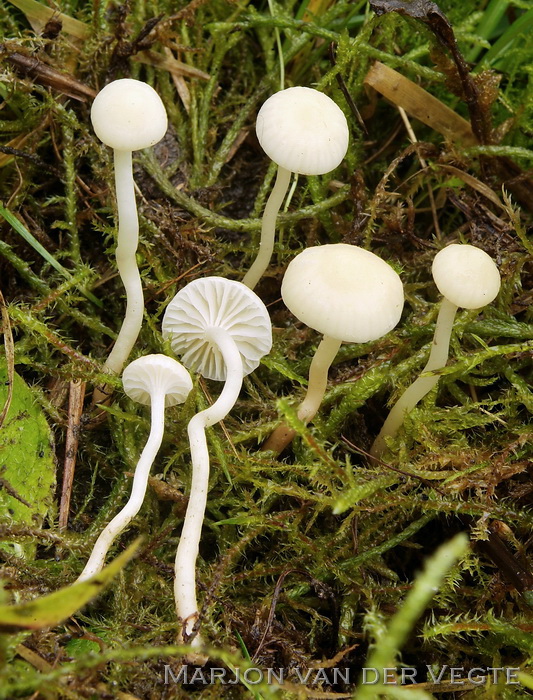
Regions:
[[0, 0, 531, 697]]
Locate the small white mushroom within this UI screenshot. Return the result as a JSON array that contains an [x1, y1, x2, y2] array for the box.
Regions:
[[371, 243, 501, 457], [162, 276, 272, 659], [242, 87, 349, 289], [91, 79, 168, 399], [263, 244, 404, 454], [78, 354, 192, 581]]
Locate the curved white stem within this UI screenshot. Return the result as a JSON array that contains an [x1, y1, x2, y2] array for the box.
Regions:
[[78, 389, 165, 581], [297, 335, 342, 424], [103, 148, 144, 377], [174, 327, 243, 654], [263, 334, 341, 453], [371, 297, 458, 457], [242, 165, 292, 290]]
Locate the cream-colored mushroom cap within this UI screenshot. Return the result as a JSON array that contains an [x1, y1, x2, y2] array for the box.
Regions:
[[91, 78, 168, 151], [256, 87, 349, 176], [162, 277, 272, 382], [432, 244, 501, 309], [122, 354, 193, 407], [281, 244, 404, 343]]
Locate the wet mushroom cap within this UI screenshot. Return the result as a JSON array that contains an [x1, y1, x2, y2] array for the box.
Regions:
[[431, 244, 501, 309], [281, 244, 404, 343], [122, 354, 193, 407], [91, 78, 168, 152], [256, 86, 349, 176], [162, 277, 272, 381]]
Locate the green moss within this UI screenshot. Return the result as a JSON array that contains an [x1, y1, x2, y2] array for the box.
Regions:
[[0, 0, 531, 697]]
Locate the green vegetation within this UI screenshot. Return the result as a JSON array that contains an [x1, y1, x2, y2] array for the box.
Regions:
[[0, 0, 531, 697]]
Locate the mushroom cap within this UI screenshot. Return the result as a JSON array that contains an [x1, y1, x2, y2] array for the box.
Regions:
[[432, 244, 501, 309], [162, 277, 272, 382], [91, 78, 168, 151], [256, 86, 349, 176], [122, 354, 193, 407], [281, 244, 404, 343]]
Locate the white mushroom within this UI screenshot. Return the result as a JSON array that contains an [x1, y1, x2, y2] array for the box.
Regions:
[[91, 79, 168, 399], [78, 354, 192, 581], [242, 87, 349, 289], [371, 243, 501, 457], [162, 277, 272, 659], [263, 244, 404, 454]]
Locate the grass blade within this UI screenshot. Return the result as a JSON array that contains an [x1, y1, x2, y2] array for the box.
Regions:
[[0, 203, 101, 307]]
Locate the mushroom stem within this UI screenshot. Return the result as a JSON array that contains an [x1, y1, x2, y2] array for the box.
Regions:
[[93, 150, 144, 404], [242, 165, 291, 290], [299, 335, 343, 422], [94, 150, 143, 402], [78, 387, 166, 581], [263, 334, 342, 454], [174, 326, 244, 657], [371, 297, 458, 458]]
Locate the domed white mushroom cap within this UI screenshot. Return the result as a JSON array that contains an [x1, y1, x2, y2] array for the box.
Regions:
[[281, 244, 404, 343], [256, 87, 349, 176], [162, 277, 272, 382], [122, 354, 193, 407], [91, 78, 168, 151], [432, 244, 501, 309]]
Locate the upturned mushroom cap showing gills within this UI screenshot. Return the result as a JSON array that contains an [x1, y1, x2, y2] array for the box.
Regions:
[[122, 354, 193, 407], [431, 244, 501, 309], [91, 78, 168, 152], [256, 87, 349, 176], [162, 277, 272, 381], [281, 244, 404, 343]]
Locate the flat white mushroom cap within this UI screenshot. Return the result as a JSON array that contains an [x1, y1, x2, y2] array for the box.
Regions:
[[162, 277, 272, 382], [281, 244, 404, 343], [256, 87, 349, 176], [432, 244, 501, 309], [91, 78, 168, 151], [123, 354, 193, 407]]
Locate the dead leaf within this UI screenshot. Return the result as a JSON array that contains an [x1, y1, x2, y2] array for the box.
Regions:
[[369, 0, 490, 144], [364, 61, 477, 145]]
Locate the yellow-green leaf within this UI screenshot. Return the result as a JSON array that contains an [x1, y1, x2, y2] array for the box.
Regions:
[[5, 0, 90, 38], [0, 539, 141, 632], [0, 362, 55, 558]]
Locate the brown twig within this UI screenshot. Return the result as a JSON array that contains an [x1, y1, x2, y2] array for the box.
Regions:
[[59, 378, 86, 530], [328, 42, 367, 134], [397, 105, 442, 240], [252, 568, 337, 662], [343, 436, 447, 495], [3, 47, 96, 101], [0, 289, 14, 430]]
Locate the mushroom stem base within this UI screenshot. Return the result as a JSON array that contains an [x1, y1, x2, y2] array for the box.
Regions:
[[262, 422, 297, 455], [263, 335, 341, 454]]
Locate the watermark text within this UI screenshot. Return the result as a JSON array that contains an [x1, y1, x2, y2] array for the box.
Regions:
[[163, 665, 520, 686]]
